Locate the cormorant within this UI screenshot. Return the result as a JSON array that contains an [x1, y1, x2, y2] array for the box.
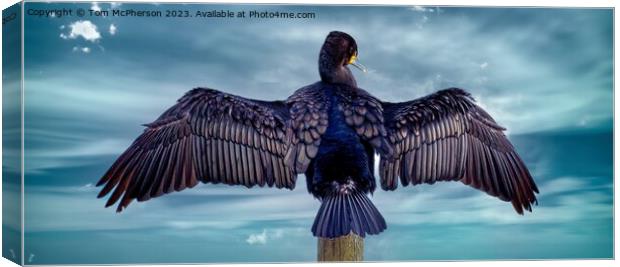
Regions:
[[97, 31, 539, 238]]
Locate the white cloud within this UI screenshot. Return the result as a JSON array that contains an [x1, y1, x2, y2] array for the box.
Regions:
[[246, 230, 268, 245], [416, 15, 430, 29], [28, 138, 128, 158], [79, 183, 95, 192], [109, 24, 117, 35], [73, 46, 91, 53], [372, 174, 612, 228], [538, 177, 585, 195], [91, 2, 101, 12], [23, 182, 317, 232], [411, 6, 428, 12], [63, 20, 101, 42], [340, 11, 610, 135], [245, 229, 286, 245], [272, 229, 285, 238], [411, 6, 437, 13]]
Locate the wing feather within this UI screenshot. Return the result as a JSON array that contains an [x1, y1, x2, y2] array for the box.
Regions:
[[97, 88, 295, 212], [380, 88, 538, 214], [284, 83, 330, 173]]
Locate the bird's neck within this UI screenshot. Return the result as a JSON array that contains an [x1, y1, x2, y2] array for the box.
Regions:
[[318, 52, 357, 88]]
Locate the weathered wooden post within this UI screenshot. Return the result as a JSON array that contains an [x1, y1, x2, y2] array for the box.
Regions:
[[317, 232, 364, 262]]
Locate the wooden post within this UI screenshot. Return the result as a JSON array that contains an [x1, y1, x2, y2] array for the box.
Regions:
[[317, 232, 364, 262]]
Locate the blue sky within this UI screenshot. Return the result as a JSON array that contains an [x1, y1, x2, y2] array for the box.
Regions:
[[15, 2, 613, 264]]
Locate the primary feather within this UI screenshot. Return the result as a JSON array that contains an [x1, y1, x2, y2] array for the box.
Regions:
[[380, 88, 538, 214]]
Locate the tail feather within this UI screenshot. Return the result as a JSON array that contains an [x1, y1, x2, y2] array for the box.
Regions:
[[312, 190, 386, 238]]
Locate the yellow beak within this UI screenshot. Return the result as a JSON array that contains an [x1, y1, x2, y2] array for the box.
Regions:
[[348, 55, 367, 73]]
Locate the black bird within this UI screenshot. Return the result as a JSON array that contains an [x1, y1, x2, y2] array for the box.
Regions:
[[96, 31, 539, 238]]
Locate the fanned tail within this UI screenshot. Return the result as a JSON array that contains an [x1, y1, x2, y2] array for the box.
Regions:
[[311, 189, 386, 238]]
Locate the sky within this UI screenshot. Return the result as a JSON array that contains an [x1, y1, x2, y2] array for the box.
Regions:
[[10, 2, 614, 264], [2, 2, 23, 265]]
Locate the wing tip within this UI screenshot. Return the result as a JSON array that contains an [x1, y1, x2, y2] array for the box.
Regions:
[[95, 179, 106, 188], [115, 205, 125, 213], [380, 181, 398, 191], [104, 200, 115, 208], [96, 183, 112, 198], [512, 196, 538, 215], [102, 200, 126, 213]]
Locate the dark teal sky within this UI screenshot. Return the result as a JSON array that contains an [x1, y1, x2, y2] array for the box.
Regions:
[[18, 2, 613, 264], [3, 2, 23, 265]]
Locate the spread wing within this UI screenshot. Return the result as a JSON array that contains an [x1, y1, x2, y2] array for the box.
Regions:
[[379, 88, 539, 214], [96, 88, 294, 212]]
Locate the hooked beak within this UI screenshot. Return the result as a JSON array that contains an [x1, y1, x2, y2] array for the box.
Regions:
[[347, 54, 368, 73], [350, 60, 367, 73]]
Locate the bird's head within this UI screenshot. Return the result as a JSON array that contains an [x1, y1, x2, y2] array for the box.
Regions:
[[319, 31, 366, 86], [321, 31, 367, 72]]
